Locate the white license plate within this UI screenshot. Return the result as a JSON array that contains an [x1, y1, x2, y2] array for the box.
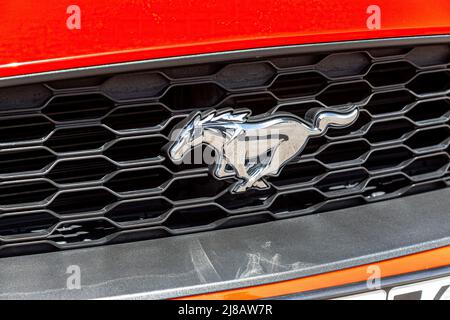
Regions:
[[336, 275, 450, 300]]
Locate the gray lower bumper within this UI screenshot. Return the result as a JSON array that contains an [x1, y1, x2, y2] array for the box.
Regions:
[[1, 188, 450, 299]]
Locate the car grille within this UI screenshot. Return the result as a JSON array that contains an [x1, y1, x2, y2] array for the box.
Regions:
[[0, 41, 449, 257]]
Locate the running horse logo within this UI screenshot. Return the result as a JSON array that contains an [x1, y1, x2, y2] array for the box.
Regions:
[[166, 106, 359, 193]]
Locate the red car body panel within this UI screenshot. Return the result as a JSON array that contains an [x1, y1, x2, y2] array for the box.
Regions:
[[1, 0, 450, 77]]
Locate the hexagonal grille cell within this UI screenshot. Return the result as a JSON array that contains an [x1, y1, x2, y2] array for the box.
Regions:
[[365, 147, 413, 171], [276, 102, 323, 119], [164, 176, 227, 201], [403, 154, 449, 177], [301, 136, 328, 156], [47, 158, 115, 184], [364, 175, 410, 199], [215, 62, 275, 89], [406, 45, 450, 67], [365, 62, 416, 87], [50, 220, 117, 244], [270, 190, 324, 214], [102, 72, 169, 101], [45, 126, 114, 153], [317, 52, 371, 78], [0, 212, 57, 238], [102, 104, 170, 131], [406, 99, 450, 123], [49, 189, 116, 215], [270, 54, 325, 68], [268, 161, 326, 187], [0, 84, 51, 111], [105, 136, 167, 163], [317, 141, 369, 165], [368, 47, 411, 58], [162, 83, 225, 110], [163, 63, 220, 79], [407, 71, 450, 94], [269, 72, 327, 99], [0, 116, 54, 144], [107, 198, 172, 224], [165, 206, 227, 230], [365, 119, 414, 144], [216, 188, 274, 211], [405, 127, 450, 150], [2, 41, 450, 256], [317, 82, 371, 106], [43, 94, 114, 122], [316, 169, 368, 193], [47, 76, 106, 90], [105, 168, 170, 193], [218, 93, 277, 115], [0, 148, 56, 175], [365, 91, 416, 116], [0, 181, 57, 206]]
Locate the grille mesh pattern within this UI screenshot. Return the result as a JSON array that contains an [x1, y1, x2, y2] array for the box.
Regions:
[[0, 43, 450, 256]]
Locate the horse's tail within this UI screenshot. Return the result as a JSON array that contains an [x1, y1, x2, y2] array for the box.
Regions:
[[307, 106, 359, 134]]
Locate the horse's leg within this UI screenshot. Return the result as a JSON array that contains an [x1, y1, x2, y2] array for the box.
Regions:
[[229, 139, 253, 193], [234, 177, 268, 192], [242, 163, 270, 190], [214, 160, 234, 178], [229, 140, 248, 177], [230, 166, 250, 192], [242, 141, 285, 190], [203, 130, 235, 179], [252, 179, 270, 189]]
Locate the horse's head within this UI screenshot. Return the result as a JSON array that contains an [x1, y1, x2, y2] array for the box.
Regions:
[[167, 109, 251, 164], [168, 113, 203, 164]]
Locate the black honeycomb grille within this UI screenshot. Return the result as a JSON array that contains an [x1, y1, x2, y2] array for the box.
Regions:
[[1, 42, 450, 257]]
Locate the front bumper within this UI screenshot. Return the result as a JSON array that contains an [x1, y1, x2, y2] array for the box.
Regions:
[[2, 188, 450, 299]]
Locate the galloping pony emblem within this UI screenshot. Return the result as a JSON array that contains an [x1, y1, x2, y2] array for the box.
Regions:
[[167, 107, 359, 193]]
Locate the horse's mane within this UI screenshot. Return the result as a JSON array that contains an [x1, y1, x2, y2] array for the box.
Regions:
[[199, 109, 251, 125], [194, 109, 251, 143]]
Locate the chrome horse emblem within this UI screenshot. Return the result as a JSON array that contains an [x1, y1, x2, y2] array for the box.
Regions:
[[167, 106, 359, 193]]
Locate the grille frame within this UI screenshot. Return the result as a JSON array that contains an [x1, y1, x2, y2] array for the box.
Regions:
[[1, 35, 450, 257]]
